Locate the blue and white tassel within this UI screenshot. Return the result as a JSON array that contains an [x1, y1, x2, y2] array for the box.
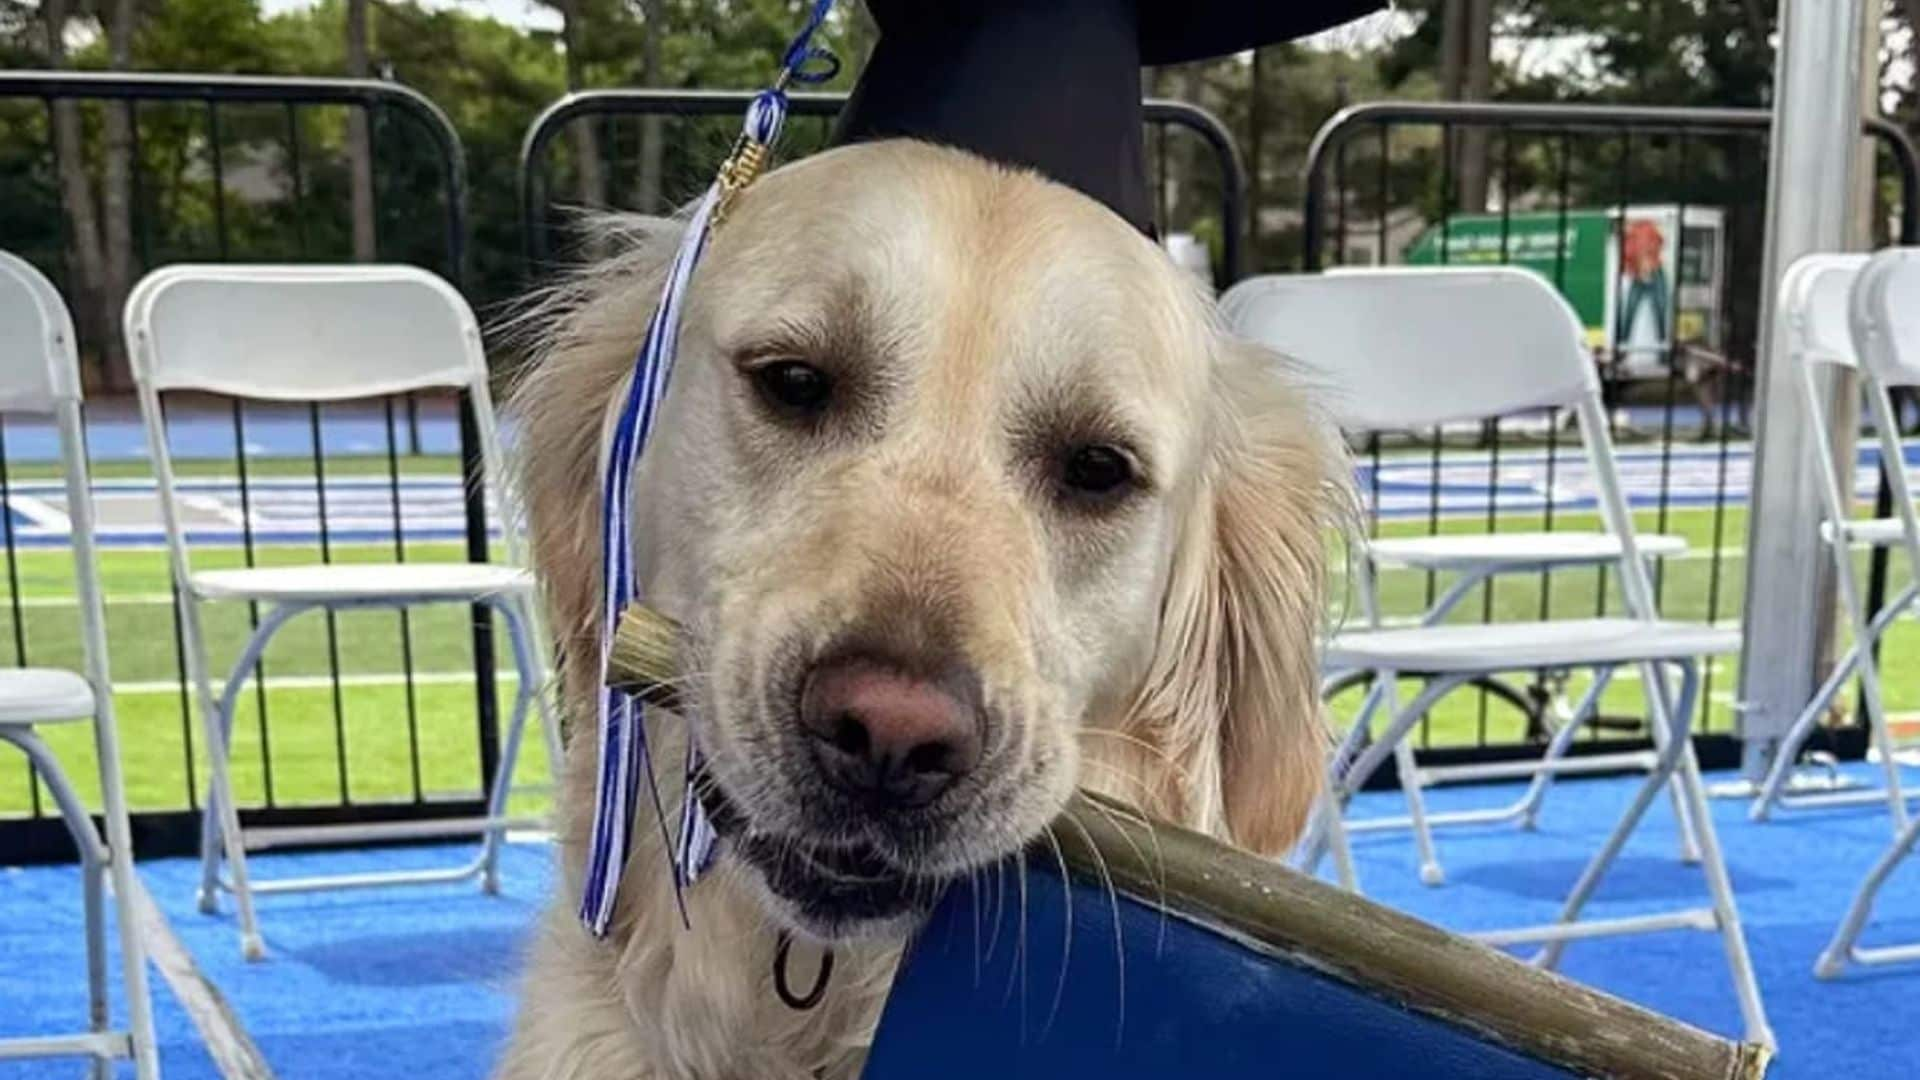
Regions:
[[582, 0, 840, 939]]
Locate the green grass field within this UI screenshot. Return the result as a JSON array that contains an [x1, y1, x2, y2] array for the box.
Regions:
[[1, 459, 1914, 820]]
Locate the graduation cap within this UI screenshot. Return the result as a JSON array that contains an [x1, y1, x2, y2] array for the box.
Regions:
[[832, 1, 1387, 236]]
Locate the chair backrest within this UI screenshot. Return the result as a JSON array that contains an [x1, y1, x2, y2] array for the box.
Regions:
[[1219, 266, 1599, 432], [1848, 247, 1920, 568], [1221, 267, 1659, 620], [1777, 254, 1869, 531], [0, 250, 84, 412], [0, 251, 114, 704], [1780, 254, 1867, 371], [122, 263, 514, 576], [1850, 247, 1920, 390], [124, 263, 482, 400]]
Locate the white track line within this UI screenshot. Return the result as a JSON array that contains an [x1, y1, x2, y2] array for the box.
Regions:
[[109, 672, 523, 695]]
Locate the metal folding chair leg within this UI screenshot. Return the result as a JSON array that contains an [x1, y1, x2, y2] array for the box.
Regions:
[[0, 727, 158, 1078], [1325, 795, 1359, 892], [192, 594, 549, 959], [1324, 670, 1461, 885], [480, 596, 549, 893], [1516, 669, 1615, 829], [1640, 663, 1704, 866], [1536, 663, 1691, 952], [1373, 670, 1614, 840], [84, 853, 108, 1079], [1392, 732, 1444, 886], [1675, 741, 1774, 1047], [1504, 662, 1772, 1048], [1336, 664, 1704, 877], [1294, 700, 1375, 889], [1816, 811, 1920, 978], [192, 598, 294, 959], [1749, 577, 1917, 827]]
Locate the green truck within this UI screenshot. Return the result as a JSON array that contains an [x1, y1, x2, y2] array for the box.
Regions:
[[1404, 205, 1727, 377]]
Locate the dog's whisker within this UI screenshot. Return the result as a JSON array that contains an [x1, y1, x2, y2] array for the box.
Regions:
[[1075, 792, 1171, 955], [1003, 847, 1031, 1038], [968, 865, 984, 988], [981, 856, 1006, 965], [1037, 823, 1074, 1040], [1057, 808, 1128, 1046]]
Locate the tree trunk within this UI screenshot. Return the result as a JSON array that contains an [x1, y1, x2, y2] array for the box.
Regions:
[[1177, 63, 1208, 226], [1247, 46, 1268, 266], [1438, 0, 1465, 100], [345, 0, 378, 262], [557, 0, 606, 210], [98, 0, 137, 388], [1456, 0, 1493, 212], [43, 0, 111, 386], [636, 0, 666, 212]]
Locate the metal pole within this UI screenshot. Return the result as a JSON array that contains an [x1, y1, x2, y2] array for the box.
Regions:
[[1737, 0, 1868, 780]]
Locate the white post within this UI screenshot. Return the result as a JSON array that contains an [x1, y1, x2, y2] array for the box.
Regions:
[[1738, 0, 1868, 779]]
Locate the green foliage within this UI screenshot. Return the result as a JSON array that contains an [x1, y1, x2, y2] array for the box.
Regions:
[[5, 0, 1913, 353], [0, 0, 880, 324]]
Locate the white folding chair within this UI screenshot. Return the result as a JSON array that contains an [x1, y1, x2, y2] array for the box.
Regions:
[[1816, 247, 1920, 977], [1748, 253, 1917, 827], [0, 251, 159, 1076], [1230, 267, 1771, 1046], [125, 264, 558, 961], [1224, 271, 1703, 884]]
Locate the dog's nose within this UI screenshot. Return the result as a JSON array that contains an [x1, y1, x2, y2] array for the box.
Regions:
[[800, 657, 982, 807]]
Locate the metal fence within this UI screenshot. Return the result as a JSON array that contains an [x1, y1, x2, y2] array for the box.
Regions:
[[0, 77, 1251, 866], [10, 76, 1918, 847], [1300, 101, 1920, 775], [0, 72, 503, 863], [518, 90, 1249, 284]]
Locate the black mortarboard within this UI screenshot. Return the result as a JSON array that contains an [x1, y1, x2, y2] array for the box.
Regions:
[[831, 1, 1385, 235]]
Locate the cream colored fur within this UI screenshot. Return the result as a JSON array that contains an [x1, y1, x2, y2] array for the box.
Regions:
[[495, 140, 1348, 1080]]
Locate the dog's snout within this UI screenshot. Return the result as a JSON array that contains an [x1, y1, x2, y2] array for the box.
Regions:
[[800, 657, 983, 807]]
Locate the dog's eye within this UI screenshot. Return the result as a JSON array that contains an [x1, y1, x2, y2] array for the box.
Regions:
[[750, 360, 833, 417], [1060, 444, 1136, 500]]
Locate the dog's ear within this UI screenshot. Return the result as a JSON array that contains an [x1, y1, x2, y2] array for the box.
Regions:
[[1128, 337, 1348, 856]]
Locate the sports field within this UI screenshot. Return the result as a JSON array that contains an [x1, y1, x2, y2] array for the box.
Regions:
[[1, 421, 1916, 820]]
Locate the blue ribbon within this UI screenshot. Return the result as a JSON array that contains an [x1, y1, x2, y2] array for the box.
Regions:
[[580, 0, 839, 939]]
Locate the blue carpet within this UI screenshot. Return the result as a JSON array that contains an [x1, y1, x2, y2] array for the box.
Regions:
[[3, 770, 1917, 1078], [1334, 762, 1920, 1078], [1, 840, 552, 1079]]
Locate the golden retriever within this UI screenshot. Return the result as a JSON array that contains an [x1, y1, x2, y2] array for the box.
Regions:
[[495, 139, 1346, 1080]]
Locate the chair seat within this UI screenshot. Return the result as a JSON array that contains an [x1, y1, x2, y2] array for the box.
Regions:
[[189, 562, 534, 603], [1368, 532, 1688, 571], [1821, 517, 1906, 546], [0, 668, 96, 725], [1326, 618, 1740, 674]]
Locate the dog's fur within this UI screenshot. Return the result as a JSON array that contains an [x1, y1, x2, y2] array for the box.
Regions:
[[496, 140, 1347, 1080]]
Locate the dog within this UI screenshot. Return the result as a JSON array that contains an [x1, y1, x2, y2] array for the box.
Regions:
[[495, 139, 1348, 1080]]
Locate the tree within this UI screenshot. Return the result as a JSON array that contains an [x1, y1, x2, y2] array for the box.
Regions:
[[41, 0, 138, 387], [562, 0, 607, 209], [635, 0, 664, 211], [100, 0, 137, 380], [345, 0, 376, 260], [1247, 46, 1270, 258], [1430, 0, 1492, 210], [1456, 0, 1492, 211]]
